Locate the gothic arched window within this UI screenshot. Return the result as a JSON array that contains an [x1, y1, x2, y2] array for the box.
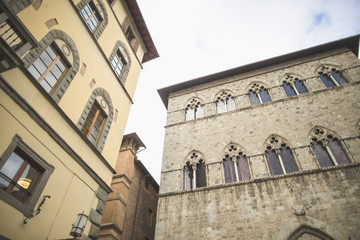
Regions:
[[309, 127, 350, 167], [223, 144, 250, 183], [185, 98, 203, 121], [265, 135, 298, 176], [248, 82, 271, 105], [216, 91, 236, 113], [317, 66, 347, 88], [183, 151, 207, 190], [282, 74, 308, 97]]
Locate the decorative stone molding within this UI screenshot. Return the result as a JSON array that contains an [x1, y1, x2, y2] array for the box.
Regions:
[[308, 126, 339, 147], [247, 82, 268, 94], [6, 0, 34, 13], [223, 143, 246, 160], [108, 41, 131, 85], [292, 205, 305, 216]]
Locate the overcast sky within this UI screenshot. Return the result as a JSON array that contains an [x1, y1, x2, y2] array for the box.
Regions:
[[125, 0, 360, 184]]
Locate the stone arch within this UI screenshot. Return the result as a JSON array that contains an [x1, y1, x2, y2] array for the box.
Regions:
[[183, 150, 206, 166], [214, 89, 236, 113], [223, 143, 247, 158], [286, 224, 335, 240], [314, 64, 343, 76], [247, 81, 271, 105], [108, 40, 131, 85], [6, 0, 34, 13], [23, 29, 80, 103], [263, 134, 293, 151], [308, 126, 340, 145], [222, 143, 251, 182], [246, 81, 269, 93], [183, 150, 207, 189], [77, 87, 114, 153], [278, 73, 304, 86], [214, 89, 235, 102], [76, 0, 108, 39]]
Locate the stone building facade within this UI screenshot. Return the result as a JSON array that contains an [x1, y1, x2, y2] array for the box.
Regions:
[[156, 36, 360, 239], [100, 133, 159, 240]]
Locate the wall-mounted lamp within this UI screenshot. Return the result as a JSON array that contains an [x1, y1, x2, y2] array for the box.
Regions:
[[70, 212, 88, 238]]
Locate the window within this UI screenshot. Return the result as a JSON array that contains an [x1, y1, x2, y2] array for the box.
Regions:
[[282, 75, 307, 97], [81, 101, 107, 145], [248, 83, 271, 105], [80, 1, 102, 32], [110, 50, 127, 79], [77, 88, 114, 152], [76, 0, 108, 39], [216, 91, 236, 113], [310, 127, 350, 167], [183, 151, 206, 190], [0, 135, 54, 217], [318, 66, 347, 88], [265, 136, 298, 176], [122, 16, 139, 53], [185, 98, 203, 121], [223, 144, 250, 183], [27, 44, 70, 94]]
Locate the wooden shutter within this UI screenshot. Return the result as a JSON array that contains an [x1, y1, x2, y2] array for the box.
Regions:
[[196, 162, 207, 188], [122, 16, 130, 32], [132, 39, 139, 53]]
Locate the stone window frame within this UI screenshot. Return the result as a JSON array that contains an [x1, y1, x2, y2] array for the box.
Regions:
[[247, 82, 272, 105], [315, 64, 349, 88], [76, 0, 108, 40], [0, 134, 54, 217], [6, 0, 34, 14], [183, 151, 207, 190], [264, 135, 300, 176], [23, 29, 80, 103], [281, 73, 309, 97], [77, 88, 114, 153], [108, 41, 131, 86], [215, 90, 236, 114], [222, 143, 250, 183], [308, 126, 350, 168], [185, 97, 203, 121], [287, 224, 335, 240]]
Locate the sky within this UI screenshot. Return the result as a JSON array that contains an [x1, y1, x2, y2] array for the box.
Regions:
[[124, 0, 360, 184]]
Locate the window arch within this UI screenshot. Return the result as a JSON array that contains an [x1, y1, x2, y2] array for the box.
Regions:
[[282, 74, 308, 97], [76, 0, 108, 39], [6, 0, 34, 14], [23, 29, 80, 103], [222, 144, 250, 183], [77, 88, 114, 153], [215, 90, 236, 113], [109, 41, 131, 86], [264, 135, 298, 176], [317, 65, 347, 88], [287, 224, 335, 240], [185, 98, 203, 121], [309, 127, 350, 167], [248, 82, 271, 105], [183, 151, 207, 190]]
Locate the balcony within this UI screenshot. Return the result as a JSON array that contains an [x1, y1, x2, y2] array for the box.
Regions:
[[0, 0, 38, 73]]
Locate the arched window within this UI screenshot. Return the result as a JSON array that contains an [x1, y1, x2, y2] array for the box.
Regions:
[[23, 30, 80, 103], [264, 135, 298, 176], [76, 0, 108, 39], [183, 151, 207, 190], [282, 74, 308, 97], [109, 41, 131, 85], [77, 88, 114, 153], [216, 91, 236, 113], [223, 144, 250, 183], [317, 66, 347, 88], [309, 127, 350, 167], [185, 98, 203, 121], [248, 82, 271, 105]]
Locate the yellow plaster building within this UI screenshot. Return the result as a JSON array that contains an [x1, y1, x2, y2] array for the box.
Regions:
[[0, 0, 157, 239]]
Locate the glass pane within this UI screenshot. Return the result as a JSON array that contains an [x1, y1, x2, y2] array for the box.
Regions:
[[196, 162, 206, 188], [259, 89, 271, 103], [280, 147, 298, 173], [47, 46, 57, 60], [237, 155, 250, 180], [183, 165, 193, 190], [319, 74, 335, 88], [88, 134, 96, 144], [294, 80, 307, 94], [328, 139, 349, 165], [312, 142, 333, 167], [223, 157, 236, 183], [51, 64, 63, 80], [266, 150, 283, 175], [32, 58, 47, 75], [283, 83, 296, 97], [28, 65, 41, 80], [17, 164, 39, 190], [41, 50, 53, 67], [217, 100, 226, 113], [11, 185, 29, 202], [0, 152, 24, 188], [56, 59, 66, 72], [331, 71, 346, 85], [39, 79, 52, 93], [249, 92, 260, 105]]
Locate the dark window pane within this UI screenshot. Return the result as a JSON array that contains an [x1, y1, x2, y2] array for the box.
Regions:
[[331, 71, 346, 85], [259, 89, 271, 103], [266, 150, 283, 175], [183, 165, 193, 190], [312, 142, 333, 167], [196, 162, 206, 188], [283, 83, 296, 97], [223, 157, 236, 183], [319, 74, 335, 88], [328, 139, 349, 165], [17, 164, 39, 190], [236, 155, 250, 180], [280, 147, 298, 173], [249, 92, 260, 105], [294, 80, 307, 94]]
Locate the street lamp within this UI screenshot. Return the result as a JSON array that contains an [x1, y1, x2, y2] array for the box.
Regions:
[[70, 212, 88, 238]]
